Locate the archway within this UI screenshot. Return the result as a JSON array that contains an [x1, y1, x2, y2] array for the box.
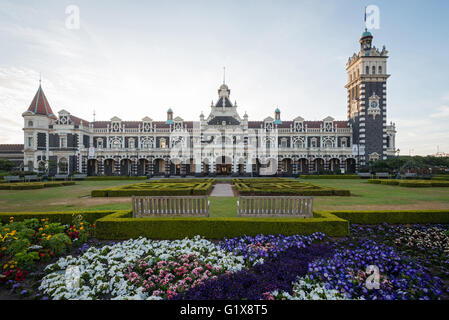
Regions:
[[345, 158, 356, 174], [104, 159, 114, 176], [298, 158, 309, 174], [137, 159, 148, 176], [170, 158, 182, 176], [313, 158, 325, 173], [87, 159, 98, 176], [329, 158, 341, 173], [202, 158, 210, 175], [215, 156, 233, 176], [153, 158, 165, 176], [120, 159, 131, 176], [281, 158, 293, 176]]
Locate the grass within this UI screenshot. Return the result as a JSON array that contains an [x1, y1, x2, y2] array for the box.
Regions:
[[0, 179, 448, 216]]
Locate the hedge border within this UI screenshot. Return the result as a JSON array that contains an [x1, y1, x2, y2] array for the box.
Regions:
[[93, 211, 349, 239], [300, 175, 360, 179], [0, 210, 123, 225], [331, 210, 449, 224]]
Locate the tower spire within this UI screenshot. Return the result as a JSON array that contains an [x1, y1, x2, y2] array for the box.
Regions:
[[223, 66, 226, 84]]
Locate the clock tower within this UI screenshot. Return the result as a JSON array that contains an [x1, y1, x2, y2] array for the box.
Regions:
[[345, 29, 390, 167]]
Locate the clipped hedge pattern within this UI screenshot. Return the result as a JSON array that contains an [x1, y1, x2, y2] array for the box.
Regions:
[[300, 175, 360, 179], [232, 178, 350, 196], [91, 180, 215, 197], [94, 211, 349, 239], [0, 181, 75, 190], [368, 179, 449, 187], [86, 176, 148, 181]]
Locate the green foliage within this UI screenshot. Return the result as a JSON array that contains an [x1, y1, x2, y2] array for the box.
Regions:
[[0, 181, 75, 190], [0, 211, 117, 225], [368, 179, 449, 188], [0, 159, 15, 171], [232, 178, 350, 196], [370, 156, 449, 173], [86, 176, 148, 181], [91, 179, 215, 197], [94, 211, 349, 239], [300, 175, 360, 179]]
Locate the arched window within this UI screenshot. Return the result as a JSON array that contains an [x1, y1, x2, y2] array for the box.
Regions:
[[28, 120, 33, 127], [366, 66, 369, 75], [160, 138, 166, 149], [378, 66, 382, 74], [372, 66, 376, 74]]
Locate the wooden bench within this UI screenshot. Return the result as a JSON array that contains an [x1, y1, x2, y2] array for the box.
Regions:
[[4, 176, 22, 183], [132, 196, 210, 217], [358, 173, 372, 179], [24, 175, 41, 182], [375, 172, 390, 179], [71, 174, 87, 180], [52, 174, 69, 181], [237, 196, 313, 218]]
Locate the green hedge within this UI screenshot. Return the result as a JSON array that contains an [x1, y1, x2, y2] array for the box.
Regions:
[[92, 181, 214, 197], [0, 210, 121, 225], [300, 175, 360, 179], [86, 176, 148, 181], [233, 179, 350, 197], [368, 179, 449, 188], [94, 211, 349, 239], [332, 210, 449, 224], [0, 181, 75, 190]]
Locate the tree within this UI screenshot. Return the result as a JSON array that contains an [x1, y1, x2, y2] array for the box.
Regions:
[[0, 158, 15, 172]]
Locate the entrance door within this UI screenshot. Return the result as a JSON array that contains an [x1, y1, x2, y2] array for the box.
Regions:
[[216, 164, 232, 175]]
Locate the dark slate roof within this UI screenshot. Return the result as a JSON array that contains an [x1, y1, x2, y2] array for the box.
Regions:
[[70, 115, 89, 125], [208, 116, 241, 126], [0, 144, 24, 152], [215, 97, 234, 108]]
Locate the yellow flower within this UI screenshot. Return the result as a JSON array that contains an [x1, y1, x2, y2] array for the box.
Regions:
[[80, 227, 84, 231], [1, 247, 6, 251], [44, 225, 49, 228], [38, 227, 43, 231], [3, 264, 8, 269]]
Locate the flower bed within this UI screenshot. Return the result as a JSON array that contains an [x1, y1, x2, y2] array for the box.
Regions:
[[0, 215, 93, 290], [1, 220, 446, 300]]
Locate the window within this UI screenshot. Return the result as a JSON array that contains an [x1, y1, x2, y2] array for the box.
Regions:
[[58, 158, 68, 174], [341, 138, 347, 148], [128, 138, 135, 149], [378, 66, 382, 74], [27, 137, 33, 148], [60, 137, 67, 148], [366, 66, 369, 75], [372, 66, 376, 75], [28, 121, 33, 127], [160, 138, 166, 149], [112, 139, 121, 149], [324, 140, 333, 149], [311, 138, 317, 148], [266, 141, 271, 150], [97, 139, 103, 149], [281, 139, 287, 148]]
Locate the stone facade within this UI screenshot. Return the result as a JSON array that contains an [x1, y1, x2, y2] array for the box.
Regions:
[[21, 30, 397, 177]]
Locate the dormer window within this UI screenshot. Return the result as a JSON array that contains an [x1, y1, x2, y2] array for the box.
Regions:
[[60, 136, 67, 148]]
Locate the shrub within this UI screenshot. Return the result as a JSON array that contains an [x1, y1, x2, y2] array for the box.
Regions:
[[300, 175, 360, 179], [331, 210, 449, 224], [94, 211, 349, 240]]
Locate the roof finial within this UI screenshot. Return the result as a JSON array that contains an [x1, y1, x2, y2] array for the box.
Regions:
[[93, 109, 96, 122], [39, 73, 42, 86], [223, 66, 226, 85]]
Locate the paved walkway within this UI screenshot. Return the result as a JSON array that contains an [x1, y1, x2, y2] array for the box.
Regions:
[[210, 183, 234, 197]]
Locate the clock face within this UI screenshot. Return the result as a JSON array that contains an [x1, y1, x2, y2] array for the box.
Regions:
[[370, 101, 378, 108]]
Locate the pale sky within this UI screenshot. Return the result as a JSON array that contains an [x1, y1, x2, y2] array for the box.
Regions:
[[0, 0, 448, 155]]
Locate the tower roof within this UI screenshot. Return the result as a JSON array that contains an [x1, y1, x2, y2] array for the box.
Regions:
[[26, 85, 56, 119], [361, 29, 373, 39]]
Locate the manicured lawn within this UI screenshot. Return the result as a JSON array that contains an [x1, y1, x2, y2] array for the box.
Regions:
[[1, 179, 448, 215]]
